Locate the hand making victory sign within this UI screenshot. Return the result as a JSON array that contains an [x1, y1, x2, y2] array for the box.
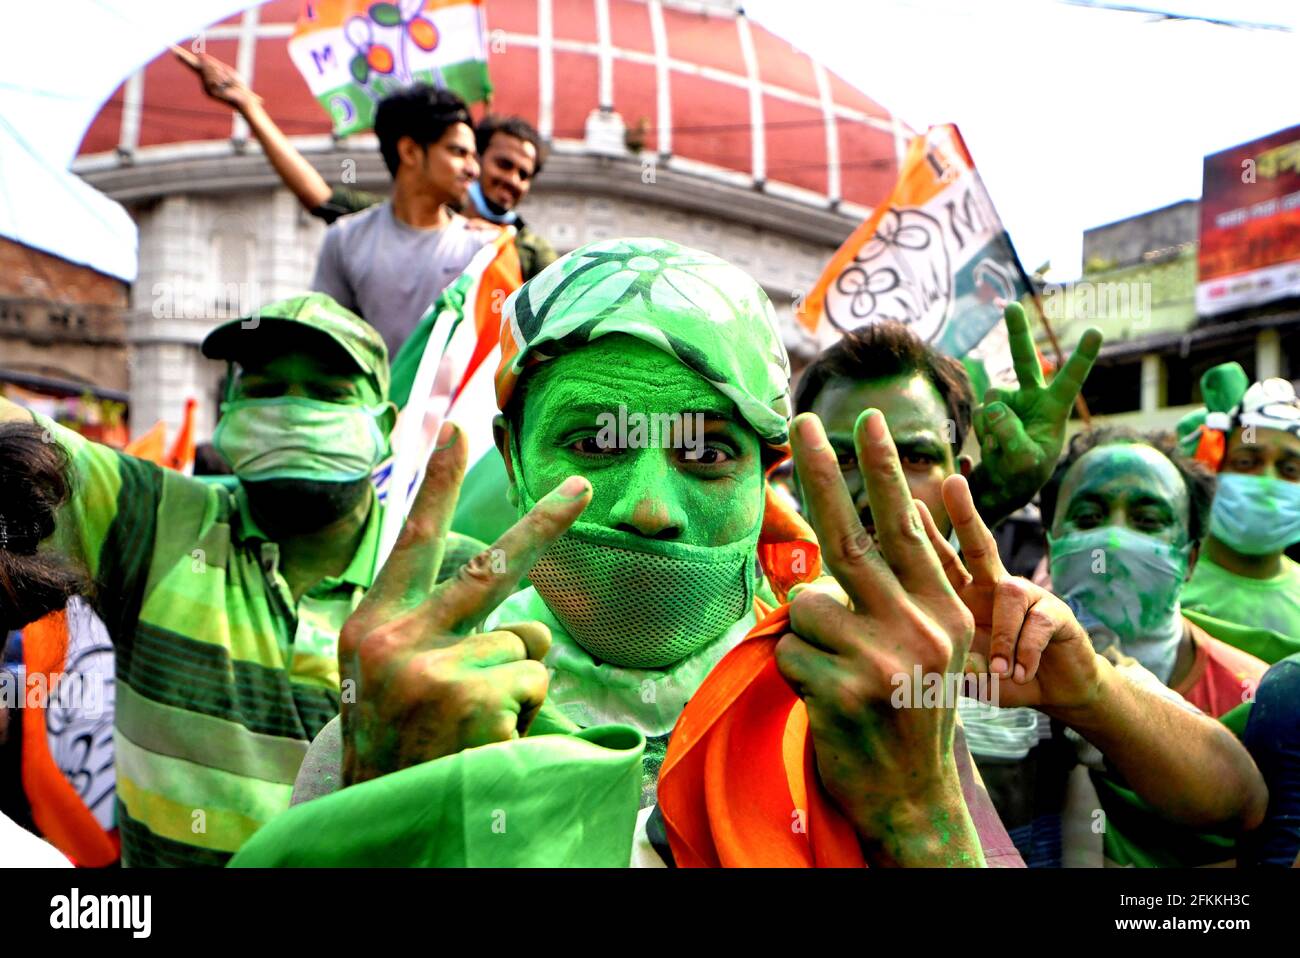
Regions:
[[776, 409, 982, 867], [337, 422, 593, 786], [915, 476, 1103, 712], [969, 302, 1102, 523]]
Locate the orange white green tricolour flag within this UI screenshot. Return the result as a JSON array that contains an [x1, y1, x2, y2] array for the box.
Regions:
[[289, 0, 491, 137], [797, 124, 1036, 398], [375, 226, 522, 564]]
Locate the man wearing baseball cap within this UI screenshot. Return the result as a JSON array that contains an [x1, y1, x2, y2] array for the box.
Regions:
[[0, 292, 428, 866], [1180, 370, 1300, 660]]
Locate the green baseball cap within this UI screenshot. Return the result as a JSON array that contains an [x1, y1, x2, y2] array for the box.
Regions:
[[201, 293, 390, 400]]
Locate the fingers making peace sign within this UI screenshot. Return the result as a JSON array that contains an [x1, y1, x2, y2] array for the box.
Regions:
[[916, 474, 1102, 712], [970, 303, 1102, 523], [775, 409, 983, 866], [338, 422, 592, 786]]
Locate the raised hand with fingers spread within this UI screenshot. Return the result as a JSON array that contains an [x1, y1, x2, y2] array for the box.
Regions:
[[916, 474, 1103, 712], [915, 474, 1268, 834], [775, 409, 981, 866], [338, 422, 592, 786], [969, 303, 1102, 523]]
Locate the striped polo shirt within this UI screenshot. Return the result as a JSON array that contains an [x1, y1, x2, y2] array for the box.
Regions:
[[29, 409, 376, 867]]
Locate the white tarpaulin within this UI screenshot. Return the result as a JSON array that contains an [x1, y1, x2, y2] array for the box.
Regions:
[[0, 1, 269, 281]]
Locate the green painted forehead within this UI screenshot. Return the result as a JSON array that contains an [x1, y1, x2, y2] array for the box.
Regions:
[[814, 373, 949, 443], [1055, 443, 1190, 526], [499, 237, 792, 445], [235, 352, 378, 398], [523, 336, 739, 419]]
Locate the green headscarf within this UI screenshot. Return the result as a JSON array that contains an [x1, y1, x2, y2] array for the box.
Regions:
[[494, 237, 793, 448]]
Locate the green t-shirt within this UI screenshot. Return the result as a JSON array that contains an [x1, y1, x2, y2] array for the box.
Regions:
[[9, 403, 373, 866], [1182, 554, 1300, 663]]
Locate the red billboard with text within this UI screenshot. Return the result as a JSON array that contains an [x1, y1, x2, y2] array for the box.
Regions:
[[1197, 123, 1300, 316]]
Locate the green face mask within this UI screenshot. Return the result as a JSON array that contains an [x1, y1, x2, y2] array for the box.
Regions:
[[513, 436, 764, 670], [213, 396, 392, 483], [1048, 525, 1189, 683]]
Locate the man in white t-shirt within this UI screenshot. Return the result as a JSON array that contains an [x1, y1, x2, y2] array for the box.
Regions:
[[311, 85, 493, 357]]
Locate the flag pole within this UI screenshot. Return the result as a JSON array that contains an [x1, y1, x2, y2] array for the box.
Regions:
[[1029, 288, 1092, 429]]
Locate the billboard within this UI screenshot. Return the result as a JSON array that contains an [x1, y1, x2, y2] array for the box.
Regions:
[[1197, 123, 1300, 316]]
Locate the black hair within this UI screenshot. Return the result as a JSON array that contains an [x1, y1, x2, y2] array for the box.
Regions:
[[793, 322, 974, 453], [1039, 426, 1217, 545], [476, 114, 546, 177], [374, 84, 473, 178], [0, 421, 85, 630]]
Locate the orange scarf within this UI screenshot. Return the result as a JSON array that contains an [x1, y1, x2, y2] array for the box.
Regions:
[[659, 480, 865, 867], [658, 603, 866, 867]]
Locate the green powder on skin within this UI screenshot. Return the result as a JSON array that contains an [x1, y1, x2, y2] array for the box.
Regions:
[[512, 336, 766, 549]]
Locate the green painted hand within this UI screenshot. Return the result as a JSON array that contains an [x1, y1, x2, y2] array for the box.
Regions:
[[916, 477, 1103, 714], [777, 410, 983, 867], [337, 422, 593, 787], [970, 303, 1102, 523]]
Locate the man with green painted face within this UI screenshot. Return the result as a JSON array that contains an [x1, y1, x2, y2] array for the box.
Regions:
[[0, 292, 449, 867], [1181, 378, 1300, 659], [1041, 427, 1268, 716], [790, 323, 1267, 866], [793, 306, 1100, 543], [250, 239, 1262, 869], [1037, 427, 1270, 865], [269, 238, 1015, 864]]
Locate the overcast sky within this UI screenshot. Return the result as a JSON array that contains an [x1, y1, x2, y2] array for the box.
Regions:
[[745, 0, 1299, 281]]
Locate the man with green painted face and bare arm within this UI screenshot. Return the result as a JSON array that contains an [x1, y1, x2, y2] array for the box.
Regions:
[[1036, 427, 1269, 865], [790, 320, 1266, 866], [0, 292, 485, 867], [1042, 428, 1268, 715]]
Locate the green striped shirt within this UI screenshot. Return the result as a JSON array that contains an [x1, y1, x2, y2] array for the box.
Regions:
[[24, 407, 379, 867]]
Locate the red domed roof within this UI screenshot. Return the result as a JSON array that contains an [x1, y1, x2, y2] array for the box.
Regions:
[[78, 0, 907, 207]]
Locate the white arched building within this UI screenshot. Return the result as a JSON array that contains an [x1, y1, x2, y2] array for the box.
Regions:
[[73, 0, 909, 439]]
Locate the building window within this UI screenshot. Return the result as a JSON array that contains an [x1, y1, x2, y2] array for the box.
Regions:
[[1165, 340, 1256, 407], [1079, 359, 1142, 416]]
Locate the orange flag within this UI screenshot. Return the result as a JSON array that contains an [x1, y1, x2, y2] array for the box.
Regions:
[[797, 124, 1034, 396], [163, 397, 197, 473], [123, 420, 165, 463], [658, 604, 865, 868], [124, 398, 197, 472]]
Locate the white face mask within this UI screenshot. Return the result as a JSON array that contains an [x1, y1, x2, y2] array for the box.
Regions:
[[213, 397, 392, 483], [1048, 526, 1190, 684], [1210, 472, 1300, 555]]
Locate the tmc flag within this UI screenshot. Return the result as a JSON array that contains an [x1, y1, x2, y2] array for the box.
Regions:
[[289, 0, 491, 137], [798, 124, 1036, 398]]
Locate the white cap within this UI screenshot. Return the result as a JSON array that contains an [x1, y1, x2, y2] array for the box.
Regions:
[[1237, 378, 1300, 437]]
